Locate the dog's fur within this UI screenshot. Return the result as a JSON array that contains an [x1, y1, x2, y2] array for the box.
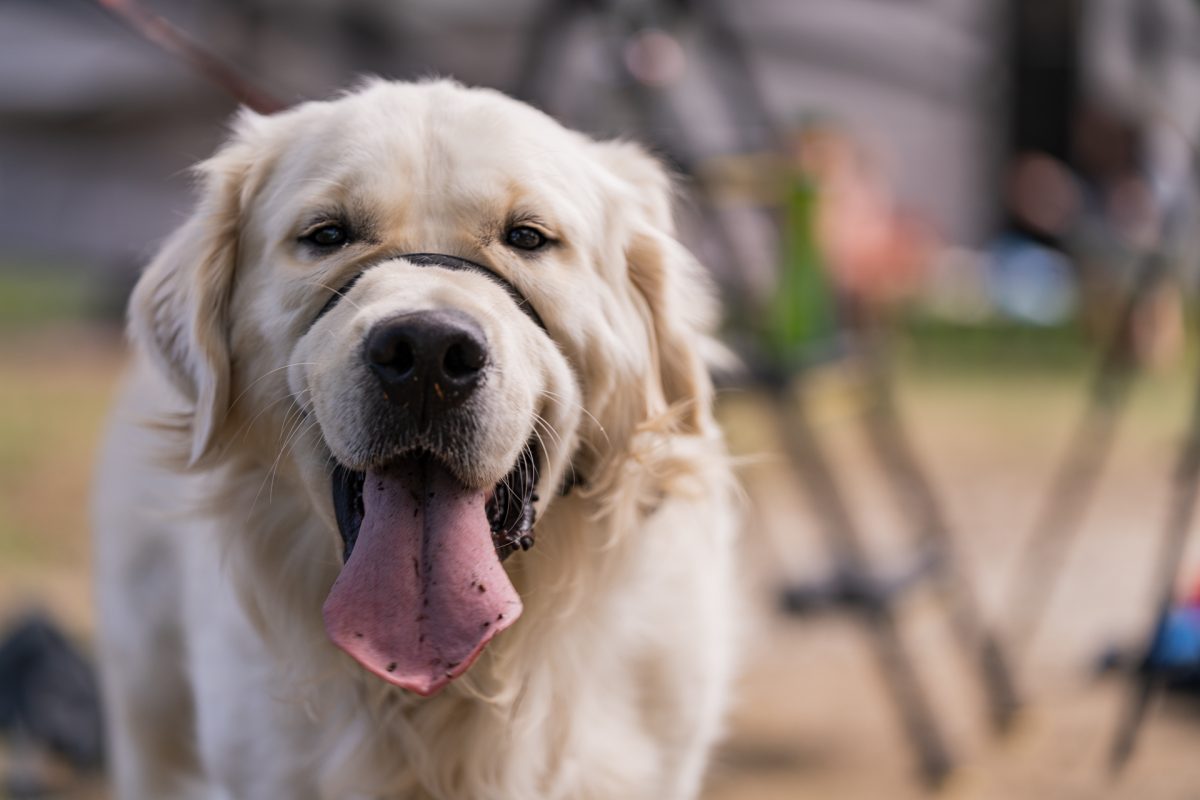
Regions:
[[93, 79, 737, 800]]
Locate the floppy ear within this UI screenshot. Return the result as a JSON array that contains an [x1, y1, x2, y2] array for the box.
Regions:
[[128, 114, 262, 466], [597, 141, 718, 435]]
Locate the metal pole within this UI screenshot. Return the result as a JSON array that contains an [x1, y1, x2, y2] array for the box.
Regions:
[[858, 347, 1022, 732], [773, 383, 956, 788]]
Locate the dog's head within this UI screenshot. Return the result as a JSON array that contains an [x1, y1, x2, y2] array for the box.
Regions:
[[129, 79, 716, 695]]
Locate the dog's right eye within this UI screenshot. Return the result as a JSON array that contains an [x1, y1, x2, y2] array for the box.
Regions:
[[302, 224, 349, 248]]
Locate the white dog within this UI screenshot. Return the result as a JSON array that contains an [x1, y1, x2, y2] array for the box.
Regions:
[[93, 79, 737, 800]]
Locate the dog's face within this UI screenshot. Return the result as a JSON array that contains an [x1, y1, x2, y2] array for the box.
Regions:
[[130, 80, 714, 695]]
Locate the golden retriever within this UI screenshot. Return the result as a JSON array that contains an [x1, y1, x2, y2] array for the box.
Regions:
[[93, 79, 737, 800]]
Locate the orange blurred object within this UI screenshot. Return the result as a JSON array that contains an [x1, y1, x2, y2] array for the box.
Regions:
[[795, 126, 936, 311]]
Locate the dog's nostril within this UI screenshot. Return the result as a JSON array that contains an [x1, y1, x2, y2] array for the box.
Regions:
[[392, 342, 416, 376], [367, 334, 416, 376], [443, 338, 486, 380]]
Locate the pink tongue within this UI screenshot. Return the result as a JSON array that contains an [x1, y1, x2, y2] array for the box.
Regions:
[[322, 459, 522, 696]]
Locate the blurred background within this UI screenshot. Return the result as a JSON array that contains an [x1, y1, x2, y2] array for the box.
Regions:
[[4, 0, 1200, 796]]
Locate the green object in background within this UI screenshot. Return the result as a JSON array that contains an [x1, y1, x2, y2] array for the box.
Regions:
[[0, 271, 93, 329], [762, 171, 837, 369]]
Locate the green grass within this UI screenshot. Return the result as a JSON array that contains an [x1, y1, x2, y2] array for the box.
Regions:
[[0, 335, 122, 569], [0, 271, 97, 329], [0, 272, 122, 566], [898, 316, 1094, 372]]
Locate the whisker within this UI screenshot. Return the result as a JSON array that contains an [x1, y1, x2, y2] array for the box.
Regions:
[[306, 279, 365, 314], [525, 429, 544, 472], [275, 398, 310, 447], [272, 418, 322, 501], [228, 361, 318, 413], [233, 387, 310, 445], [252, 416, 321, 512], [530, 412, 562, 448], [539, 388, 608, 445], [528, 426, 554, 473]]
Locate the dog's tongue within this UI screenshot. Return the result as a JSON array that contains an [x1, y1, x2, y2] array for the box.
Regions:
[[322, 458, 522, 696]]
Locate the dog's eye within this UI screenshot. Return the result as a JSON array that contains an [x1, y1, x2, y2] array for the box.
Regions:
[[303, 224, 349, 248], [505, 226, 547, 251]]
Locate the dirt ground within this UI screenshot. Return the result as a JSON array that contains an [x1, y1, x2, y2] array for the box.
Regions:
[[708, 361, 1200, 800], [3, 328, 1200, 799]]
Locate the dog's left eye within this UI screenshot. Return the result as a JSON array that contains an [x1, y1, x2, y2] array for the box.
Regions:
[[303, 224, 349, 248], [505, 226, 547, 251]]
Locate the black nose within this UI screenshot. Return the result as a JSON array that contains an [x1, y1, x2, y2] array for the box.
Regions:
[[364, 310, 488, 412]]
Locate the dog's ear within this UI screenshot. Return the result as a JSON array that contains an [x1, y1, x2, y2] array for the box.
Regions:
[[596, 141, 717, 435], [129, 111, 265, 466]]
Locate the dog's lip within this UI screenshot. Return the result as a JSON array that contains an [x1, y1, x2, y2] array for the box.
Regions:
[[330, 463, 366, 562], [330, 444, 541, 564]]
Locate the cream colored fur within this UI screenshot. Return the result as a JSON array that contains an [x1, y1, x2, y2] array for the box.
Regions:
[[93, 79, 737, 800]]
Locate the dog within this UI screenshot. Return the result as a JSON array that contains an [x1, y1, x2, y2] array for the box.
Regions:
[[93, 79, 737, 800]]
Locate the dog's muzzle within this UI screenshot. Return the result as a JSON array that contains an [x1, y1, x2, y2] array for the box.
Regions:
[[316, 253, 549, 696], [310, 252, 547, 332], [313, 251, 547, 562]]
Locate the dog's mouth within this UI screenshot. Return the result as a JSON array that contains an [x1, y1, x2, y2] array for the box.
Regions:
[[331, 446, 540, 563], [322, 446, 538, 696]]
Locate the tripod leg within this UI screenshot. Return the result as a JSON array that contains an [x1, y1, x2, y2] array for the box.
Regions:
[[606, 34, 778, 310], [512, 0, 592, 107], [1109, 343, 1200, 772], [1006, 252, 1167, 659], [773, 388, 955, 788], [858, 350, 1021, 732], [862, 607, 957, 789], [687, 0, 781, 152]]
